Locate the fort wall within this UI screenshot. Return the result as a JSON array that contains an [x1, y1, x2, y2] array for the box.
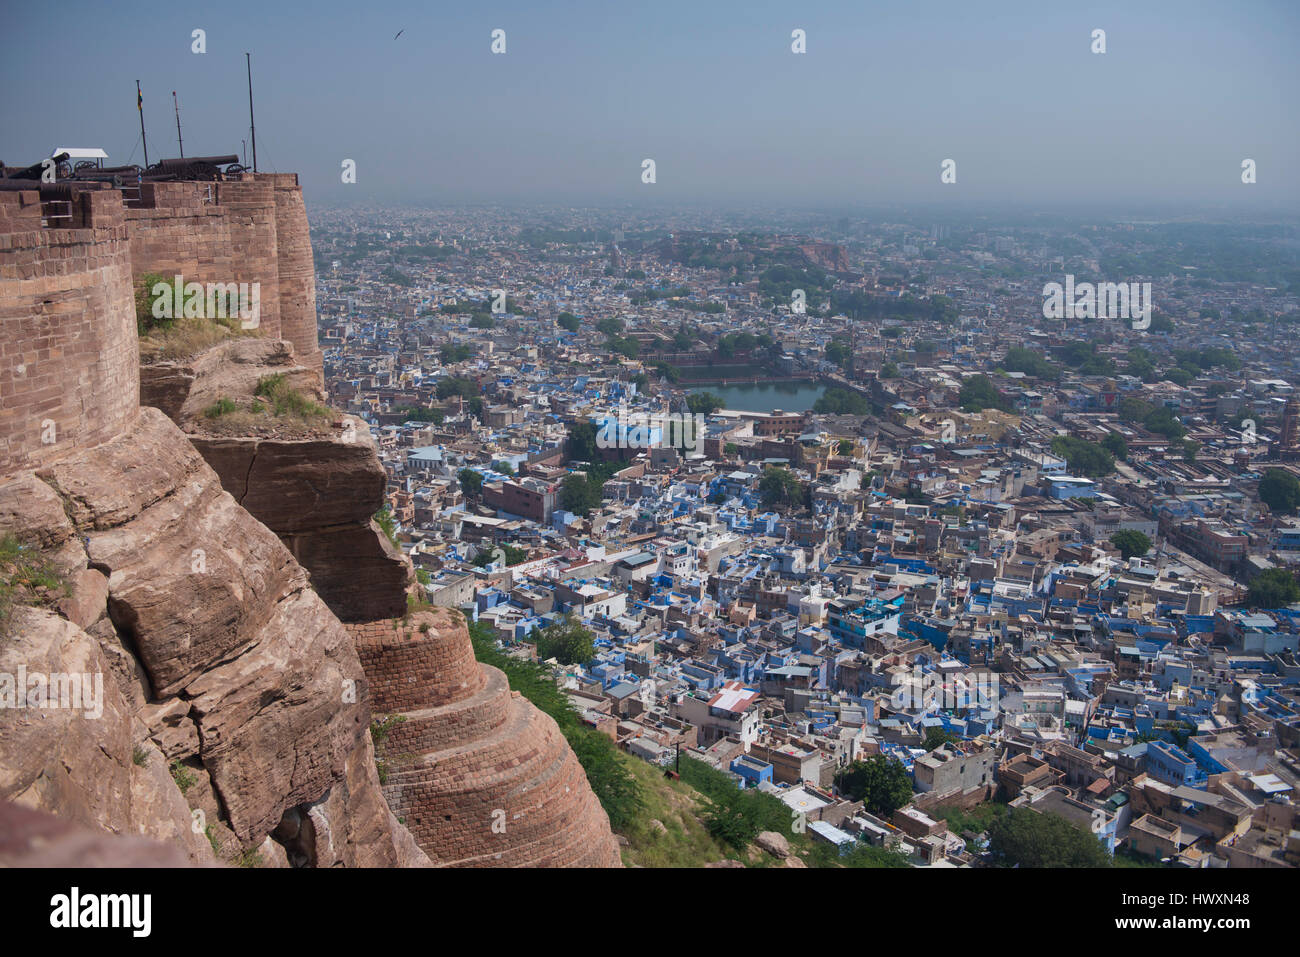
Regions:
[[0, 188, 138, 473]]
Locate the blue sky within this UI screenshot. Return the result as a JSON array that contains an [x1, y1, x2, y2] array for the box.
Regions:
[[2, 0, 1296, 211]]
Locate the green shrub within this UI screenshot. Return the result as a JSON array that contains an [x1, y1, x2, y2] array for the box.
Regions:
[[203, 397, 238, 419], [0, 534, 70, 638], [254, 373, 328, 420], [169, 760, 197, 794]]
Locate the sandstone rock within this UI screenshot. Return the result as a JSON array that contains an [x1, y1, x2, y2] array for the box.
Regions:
[[167, 338, 321, 426], [0, 800, 204, 868], [784, 854, 808, 868], [13, 408, 424, 864], [58, 567, 108, 630], [705, 859, 746, 868], [185, 423, 410, 622], [649, 818, 668, 835], [0, 608, 208, 863], [756, 830, 791, 858]]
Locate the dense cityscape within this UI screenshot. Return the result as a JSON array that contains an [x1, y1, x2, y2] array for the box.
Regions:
[[314, 203, 1300, 868]]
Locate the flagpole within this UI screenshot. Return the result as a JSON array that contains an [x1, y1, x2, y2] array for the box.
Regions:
[[173, 91, 184, 158], [245, 53, 257, 173], [136, 80, 150, 168]]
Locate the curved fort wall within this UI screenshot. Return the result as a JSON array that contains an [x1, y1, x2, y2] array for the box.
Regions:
[[349, 610, 624, 868], [0, 188, 138, 473]]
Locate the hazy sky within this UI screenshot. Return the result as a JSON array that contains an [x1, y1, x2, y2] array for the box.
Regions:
[[3, 0, 1297, 213]]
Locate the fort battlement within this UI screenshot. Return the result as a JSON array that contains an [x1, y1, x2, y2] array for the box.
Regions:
[[0, 173, 322, 474]]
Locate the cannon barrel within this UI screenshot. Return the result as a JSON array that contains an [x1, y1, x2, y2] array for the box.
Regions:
[[4, 152, 70, 180], [152, 154, 239, 169]]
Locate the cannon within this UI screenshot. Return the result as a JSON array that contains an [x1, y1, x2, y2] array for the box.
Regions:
[[144, 154, 240, 181], [3, 152, 70, 180]]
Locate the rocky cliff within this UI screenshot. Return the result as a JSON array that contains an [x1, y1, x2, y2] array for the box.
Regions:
[[140, 338, 408, 622], [0, 411, 426, 867], [0, 178, 621, 868]]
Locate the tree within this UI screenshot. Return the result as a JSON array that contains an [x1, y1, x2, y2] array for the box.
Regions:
[[1110, 529, 1153, 560], [879, 361, 900, 379], [687, 391, 723, 415], [458, 468, 483, 499], [1101, 431, 1128, 461], [560, 473, 604, 517], [758, 467, 803, 508], [825, 341, 852, 368], [986, 808, 1111, 868], [469, 312, 495, 329], [1246, 569, 1300, 609], [1050, 436, 1115, 478], [534, 615, 596, 665], [834, 755, 913, 817], [959, 375, 1011, 413], [556, 312, 581, 332], [814, 387, 869, 415], [473, 543, 527, 567], [1181, 439, 1200, 463], [1259, 469, 1300, 515], [922, 727, 959, 752]]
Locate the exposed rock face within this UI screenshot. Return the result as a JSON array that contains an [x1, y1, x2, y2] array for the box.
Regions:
[[0, 799, 207, 868], [798, 241, 851, 274], [349, 609, 624, 868], [0, 409, 428, 866], [0, 606, 212, 864], [139, 338, 409, 622]]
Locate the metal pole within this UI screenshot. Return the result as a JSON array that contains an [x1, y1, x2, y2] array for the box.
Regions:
[[246, 53, 257, 172], [136, 80, 149, 168], [172, 91, 184, 158], [241, 140, 247, 166]]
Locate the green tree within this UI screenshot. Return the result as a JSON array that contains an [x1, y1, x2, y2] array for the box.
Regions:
[[834, 756, 913, 817], [458, 468, 483, 498], [759, 467, 804, 508], [534, 615, 596, 665], [814, 387, 870, 415], [1050, 436, 1115, 478], [560, 473, 604, 517], [1110, 529, 1153, 560], [1246, 568, 1300, 609], [556, 312, 581, 332], [959, 375, 1011, 413], [922, 727, 959, 752], [986, 808, 1111, 868], [687, 391, 723, 415], [1101, 431, 1128, 461], [1259, 469, 1300, 515]]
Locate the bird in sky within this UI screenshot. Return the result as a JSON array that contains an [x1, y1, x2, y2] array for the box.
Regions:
[[394, 29, 404, 40]]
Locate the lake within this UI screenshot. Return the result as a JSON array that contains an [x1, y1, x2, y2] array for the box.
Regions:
[[692, 380, 825, 413]]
